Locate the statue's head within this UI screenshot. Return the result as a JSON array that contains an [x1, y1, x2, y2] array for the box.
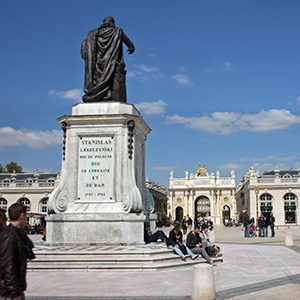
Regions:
[[102, 16, 115, 27]]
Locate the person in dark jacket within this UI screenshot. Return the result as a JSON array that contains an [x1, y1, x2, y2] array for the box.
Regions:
[[0, 208, 7, 235], [167, 224, 198, 261], [0, 203, 28, 300], [258, 213, 266, 237], [186, 225, 216, 265], [144, 222, 167, 244], [269, 213, 275, 237], [243, 211, 250, 238]]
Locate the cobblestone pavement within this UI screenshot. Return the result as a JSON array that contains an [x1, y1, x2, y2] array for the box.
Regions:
[[26, 225, 300, 299]]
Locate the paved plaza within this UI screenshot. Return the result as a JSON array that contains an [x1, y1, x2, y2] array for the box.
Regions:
[[26, 225, 300, 299]]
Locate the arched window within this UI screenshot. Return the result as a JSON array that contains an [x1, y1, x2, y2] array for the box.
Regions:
[[260, 193, 273, 212], [284, 193, 297, 224], [25, 178, 34, 183], [175, 206, 183, 221], [39, 198, 48, 213], [195, 196, 211, 219], [0, 198, 8, 211], [18, 198, 31, 212]]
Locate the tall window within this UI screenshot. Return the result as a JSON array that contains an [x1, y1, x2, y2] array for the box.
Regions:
[[195, 196, 211, 218], [284, 193, 297, 224], [18, 198, 31, 211], [260, 193, 273, 212], [0, 198, 7, 211], [40, 198, 48, 213]]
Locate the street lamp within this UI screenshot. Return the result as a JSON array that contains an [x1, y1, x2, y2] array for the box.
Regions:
[[254, 185, 259, 228]]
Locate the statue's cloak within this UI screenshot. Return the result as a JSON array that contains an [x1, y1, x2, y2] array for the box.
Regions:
[[81, 26, 124, 102]]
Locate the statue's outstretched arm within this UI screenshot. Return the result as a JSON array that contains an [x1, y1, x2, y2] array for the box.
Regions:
[[122, 32, 135, 54]]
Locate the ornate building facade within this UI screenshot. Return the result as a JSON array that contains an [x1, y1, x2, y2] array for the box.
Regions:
[[0, 171, 60, 224], [0, 171, 167, 225], [146, 178, 168, 224], [168, 166, 236, 225], [236, 166, 300, 227]]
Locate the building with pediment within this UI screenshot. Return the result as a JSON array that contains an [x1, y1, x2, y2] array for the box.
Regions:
[[168, 166, 236, 224], [236, 166, 300, 227]]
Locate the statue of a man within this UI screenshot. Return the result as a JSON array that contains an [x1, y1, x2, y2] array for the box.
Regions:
[[81, 16, 135, 102]]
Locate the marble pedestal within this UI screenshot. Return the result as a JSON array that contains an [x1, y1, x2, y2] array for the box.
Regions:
[[46, 102, 154, 246]]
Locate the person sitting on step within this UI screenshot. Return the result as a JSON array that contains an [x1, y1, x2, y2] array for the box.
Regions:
[[144, 222, 168, 244], [166, 223, 198, 261], [186, 225, 216, 266], [200, 224, 221, 258]]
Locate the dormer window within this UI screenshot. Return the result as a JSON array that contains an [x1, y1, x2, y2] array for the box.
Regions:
[[25, 178, 34, 183], [283, 174, 292, 178]]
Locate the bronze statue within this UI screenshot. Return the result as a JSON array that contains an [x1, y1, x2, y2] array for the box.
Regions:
[[81, 16, 135, 102]]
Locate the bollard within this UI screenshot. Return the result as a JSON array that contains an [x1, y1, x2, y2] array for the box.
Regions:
[[285, 232, 293, 246], [209, 230, 216, 243], [192, 264, 216, 300]]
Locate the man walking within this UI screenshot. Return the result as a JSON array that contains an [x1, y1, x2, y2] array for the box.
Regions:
[[0, 203, 28, 300]]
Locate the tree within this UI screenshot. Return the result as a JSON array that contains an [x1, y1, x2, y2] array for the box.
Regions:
[[4, 161, 23, 173], [0, 163, 4, 173]]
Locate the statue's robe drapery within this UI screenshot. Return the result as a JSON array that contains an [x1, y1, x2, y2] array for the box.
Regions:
[[81, 26, 133, 102]]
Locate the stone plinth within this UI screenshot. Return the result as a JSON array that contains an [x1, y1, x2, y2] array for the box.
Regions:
[[46, 102, 154, 246]]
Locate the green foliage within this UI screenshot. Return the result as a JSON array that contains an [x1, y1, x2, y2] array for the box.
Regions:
[[0, 161, 23, 173]]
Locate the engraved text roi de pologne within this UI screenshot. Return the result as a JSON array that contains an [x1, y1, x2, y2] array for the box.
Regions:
[[78, 137, 114, 201]]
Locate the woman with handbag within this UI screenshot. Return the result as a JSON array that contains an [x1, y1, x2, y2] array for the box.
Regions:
[[166, 223, 198, 261]]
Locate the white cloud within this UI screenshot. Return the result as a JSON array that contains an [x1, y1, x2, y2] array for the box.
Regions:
[[252, 163, 286, 174], [151, 164, 175, 172], [0, 127, 62, 149], [203, 68, 214, 74], [241, 156, 297, 162], [166, 109, 300, 135], [135, 100, 167, 116], [129, 64, 163, 81], [179, 66, 187, 73], [297, 96, 300, 105], [23, 167, 57, 173], [127, 71, 136, 78], [217, 163, 245, 172], [223, 61, 233, 71], [49, 88, 83, 102], [139, 64, 160, 73], [170, 74, 192, 86]]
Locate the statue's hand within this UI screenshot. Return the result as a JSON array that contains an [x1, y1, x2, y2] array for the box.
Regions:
[[127, 45, 135, 54]]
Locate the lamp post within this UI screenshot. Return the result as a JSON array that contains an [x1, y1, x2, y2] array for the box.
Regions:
[[255, 185, 259, 228]]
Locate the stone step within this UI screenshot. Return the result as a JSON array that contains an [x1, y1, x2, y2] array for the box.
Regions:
[[28, 242, 223, 271], [28, 257, 223, 272]]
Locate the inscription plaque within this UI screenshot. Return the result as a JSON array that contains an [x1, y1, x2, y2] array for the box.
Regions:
[[77, 136, 114, 202]]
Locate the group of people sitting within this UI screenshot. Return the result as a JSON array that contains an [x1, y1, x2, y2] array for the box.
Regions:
[[144, 221, 221, 265]]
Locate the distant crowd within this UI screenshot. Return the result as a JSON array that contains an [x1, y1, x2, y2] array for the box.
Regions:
[[243, 210, 275, 238]]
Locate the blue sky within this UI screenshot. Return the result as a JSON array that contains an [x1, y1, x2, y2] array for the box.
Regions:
[[1, 0, 300, 187]]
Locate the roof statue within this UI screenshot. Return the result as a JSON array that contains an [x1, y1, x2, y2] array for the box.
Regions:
[[196, 164, 207, 176], [81, 16, 135, 103]]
